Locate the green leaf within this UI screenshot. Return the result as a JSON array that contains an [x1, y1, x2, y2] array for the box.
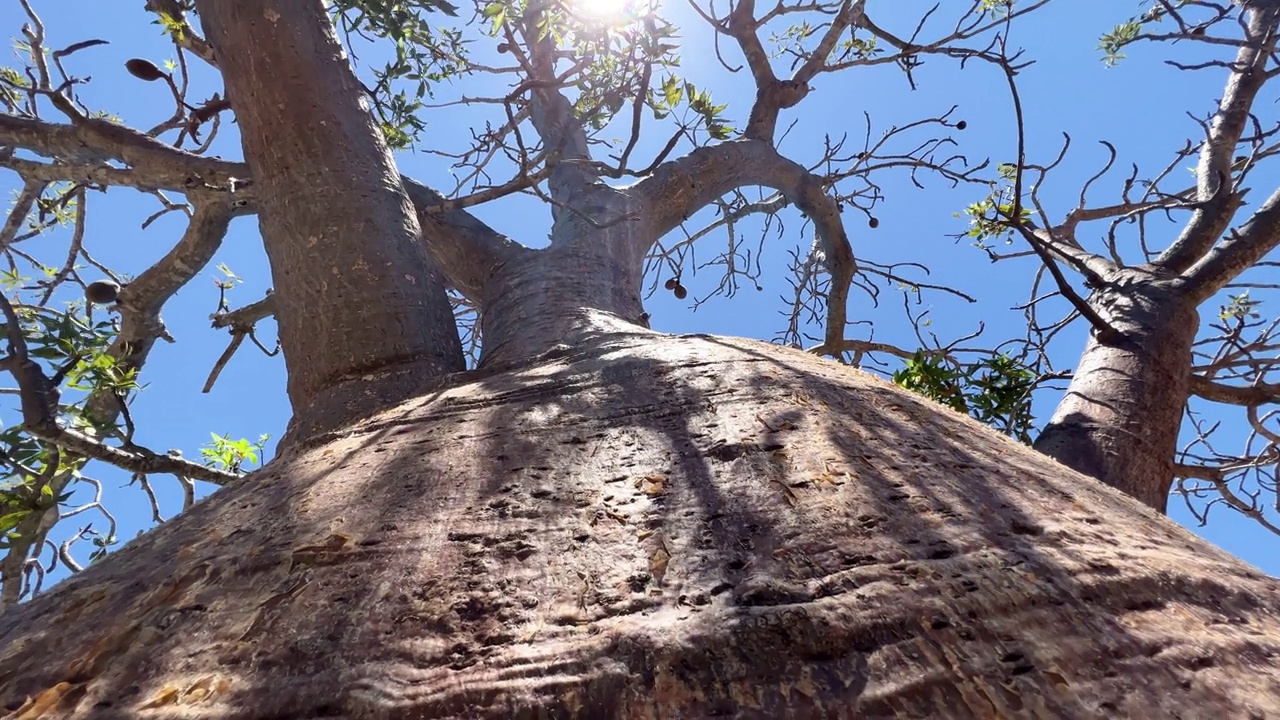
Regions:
[[0, 511, 28, 535], [662, 75, 681, 107]]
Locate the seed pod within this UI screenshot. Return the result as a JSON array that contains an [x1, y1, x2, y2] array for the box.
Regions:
[[673, 284, 688, 300], [125, 58, 166, 82], [956, 120, 968, 130], [868, 216, 880, 229], [664, 277, 679, 290], [85, 280, 121, 305]]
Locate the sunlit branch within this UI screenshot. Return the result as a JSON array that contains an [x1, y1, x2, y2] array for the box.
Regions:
[[0, 114, 522, 302], [1158, 8, 1278, 272], [144, 0, 218, 65], [1183, 183, 1280, 302], [0, 292, 239, 485], [505, 6, 597, 204]]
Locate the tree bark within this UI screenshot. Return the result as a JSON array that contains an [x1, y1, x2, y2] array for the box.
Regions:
[[3, 4, 1274, 718], [1034, 267, 1199, 511], [479, 186, 650, 367], [194, 0, 463, 445], [2, 324, 1278, 719]]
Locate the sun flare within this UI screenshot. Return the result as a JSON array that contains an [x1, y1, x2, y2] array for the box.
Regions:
[[573, 0, 651, 23]]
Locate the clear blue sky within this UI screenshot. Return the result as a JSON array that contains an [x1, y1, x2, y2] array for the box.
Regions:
[[3, 1, 1276, 586]]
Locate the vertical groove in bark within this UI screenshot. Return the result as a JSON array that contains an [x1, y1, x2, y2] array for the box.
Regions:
[[1034, 269, 1199, 511], [1, 329, 1277, 718], [195, 0, 463, 442]]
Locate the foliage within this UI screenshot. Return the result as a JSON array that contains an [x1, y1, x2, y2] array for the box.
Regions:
[[330, 0, 469, 149], [893, 352, 1037, 444], [200, 433, 269, 474]]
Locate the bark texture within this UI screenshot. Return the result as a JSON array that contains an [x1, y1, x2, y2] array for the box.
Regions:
[[1035, 267, 1199, 511], [195, 0, 464, 444], [479, 186, 650, 367], [2, 320, 1277, 719]]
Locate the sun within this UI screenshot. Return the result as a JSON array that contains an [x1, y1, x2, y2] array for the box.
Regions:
[[572, 0, 651, 24]]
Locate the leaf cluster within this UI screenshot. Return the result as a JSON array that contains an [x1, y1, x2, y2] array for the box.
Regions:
[[893, 351, 1038, 444]]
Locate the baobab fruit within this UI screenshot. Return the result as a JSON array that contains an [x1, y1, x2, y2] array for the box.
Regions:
[[84, 280, 121, 305], [956, 120, 968, 130], [125, 58, 166, 82], [497, 43, 511, 53], [664, 277, 679, 290], [869, 216, 880, 229], [673, 284, 688, 300]]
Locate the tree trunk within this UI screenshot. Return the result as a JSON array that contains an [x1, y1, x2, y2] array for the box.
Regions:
[[3, 4, 1271, 718], [195, 0, 464, 445], [1035, 267, 1199, 512], [479, 188, 650, 368], [3, 321, 1278, 719]]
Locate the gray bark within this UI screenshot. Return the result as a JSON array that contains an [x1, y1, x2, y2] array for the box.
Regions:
[[2, 326, 1278, 719], [1030, 8, 1280, 510], [194, 0, 464, 446], [479, 186, 650, 367], [1034, 267, 1199, 511]]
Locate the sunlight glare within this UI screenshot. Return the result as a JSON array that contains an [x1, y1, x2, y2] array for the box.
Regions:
[[574, 0, 648, 24]]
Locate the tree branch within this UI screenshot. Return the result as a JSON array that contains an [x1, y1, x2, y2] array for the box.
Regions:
[[403, 179, 532, 301], [505, 7, 596, 207], [143, 0, 218, 66], [1189, 373, 1280, 406], [1157, 8, 1279, 272], [211, 293, 276, 331], [708, 0, 864, 141], [84, 197, 237, 421], [0, 113, 521, 303], [1182, 182, 1280, 302], [635, 138, 855, 348], [0, 292, 239, 485], [0, 113, 250, 191]]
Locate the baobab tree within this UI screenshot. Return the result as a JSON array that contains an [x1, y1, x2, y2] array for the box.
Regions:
[[975, 0, 1280, 520], [1, 0, 1280, 717]]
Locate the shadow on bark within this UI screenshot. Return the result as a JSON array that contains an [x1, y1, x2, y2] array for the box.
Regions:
[[1, 325, 1277, 718]]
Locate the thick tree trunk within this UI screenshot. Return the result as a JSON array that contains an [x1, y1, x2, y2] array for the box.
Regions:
[[3, 321, 1277, 719], [1035, 268, 1199, 511], [195, 0, 464, 444], [480, 186, 650, 367]]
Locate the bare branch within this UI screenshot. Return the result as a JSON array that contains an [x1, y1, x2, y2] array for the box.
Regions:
[[143, 0, 218, 65], [0, 292, 239, 485], [1158, 8, 1278, 272], [0, 114, 523, 302], [0, 113, 252, 191], [1183, 183, 1280, 302], [506, 6, 596, 205], [1190, 372, 1280, 406], [84, 198, 236, 420], [404, 179, 532, 301], [211, 293, 276, 331], [636, 139, 855, 349]]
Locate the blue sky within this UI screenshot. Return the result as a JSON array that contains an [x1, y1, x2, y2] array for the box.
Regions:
[[2, 0, 1277, 586]]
